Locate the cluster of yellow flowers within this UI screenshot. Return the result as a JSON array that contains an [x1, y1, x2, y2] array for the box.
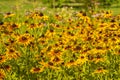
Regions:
[[0, 10, 120, 79]]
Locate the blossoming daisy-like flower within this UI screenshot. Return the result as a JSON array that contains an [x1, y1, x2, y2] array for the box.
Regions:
[[30, 67, 44, 73], [7, 23, 20, 32], [87, 54, 94, 62], [28, 23, 38, 29], [103, 10, 112, 18], [50, 56, 63, 65], [93, 67, 108, 74], [75, 54, 88, 65], [0, 69, 5, 80], [113, 48, 120, 55], [0, 65, 11, 72], [48, 49, 61, 57], [42, 15, 49, 21], [37, 38, 47, 45], [39, 60, 59, 70], [39, 12, 44, 17], [17, 34, 32, 45], [47, 61, 60, 70], [93, 54, 105, 64], [65, 60, 77, 68], [108, 23, 118, 31], [54, 14, 62, 20], [5, 48, 20, 60], [76, 11, 83, 17], [0, 55, 6, 64], [4, 12, 15, 18], [73, 45, 83, 52]]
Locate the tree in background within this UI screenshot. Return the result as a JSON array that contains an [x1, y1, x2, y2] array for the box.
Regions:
[[31, 0, 120, 9], [98, 0, 119, 8]]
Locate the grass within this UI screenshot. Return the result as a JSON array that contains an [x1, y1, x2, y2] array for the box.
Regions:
[[0, 0, 45, 13], [0, 0, 120, 15]]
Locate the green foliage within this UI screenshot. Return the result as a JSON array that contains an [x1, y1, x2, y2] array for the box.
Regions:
[[0, 13, 4, 22], [97, 0, 120, 8], [40, 0, 120, 9]]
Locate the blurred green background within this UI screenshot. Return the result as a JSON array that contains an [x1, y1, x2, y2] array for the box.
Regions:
[[0, 0, 120, 15]]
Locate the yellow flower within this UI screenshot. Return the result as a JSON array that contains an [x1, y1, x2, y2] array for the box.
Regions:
[[0, 69, 5, 80], [110, 37, 119, 44], [39, 61, 60, 70], [42, 15, 49, 21], [75, 54, 88, 65], [93, 67, 108, 74], [4, 12, 15, 18], [47, 62, 60, 69], [51, 23, 62, 29], [0, 55, 6, 64], [5, 48, 20, 60], [0, 65, 11, 72], [37, 38, 48, 45], [28, 23, 38, 29], [115, 50, 120, 55], [17, 34, 32, 45], [113, 47, 120, 55], [73, 45, 83, 52], [103, 10, 112, 18], [89, 45, 106, 55], [39, 60, 48, 67], [4, 39, 16, 48], [6, 48, 16, 55], [38, 12, 44, 17], [37, 22, 44, 28], [107, 23, 118, 31], [65, 60, 77, 68], [97, 22, 108, 30], [33, 12, 44, 19], [48, 49, 62, 57], [93, 54, 105, 64], [54, 14, 62, 20], [45, 29, 56, 38], [50, 56, 63, 65], [7, 23, 20, 32], [87, 54, 94, 62], [30, 67, 44, 73], [76, 11, 83, 17], [63, 45, 72, 50]]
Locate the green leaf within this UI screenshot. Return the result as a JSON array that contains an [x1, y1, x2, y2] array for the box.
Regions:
[[0, 12, 4, 22]]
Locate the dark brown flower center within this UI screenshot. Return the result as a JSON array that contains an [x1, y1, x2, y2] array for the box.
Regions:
[[48, 62, 53, 66], [9, 49, 15, 53], [34, 68, 40, 71], [22, 36, 28, 41]]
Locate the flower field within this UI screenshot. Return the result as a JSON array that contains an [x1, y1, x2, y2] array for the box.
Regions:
[[0, 4, 120, 80]]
